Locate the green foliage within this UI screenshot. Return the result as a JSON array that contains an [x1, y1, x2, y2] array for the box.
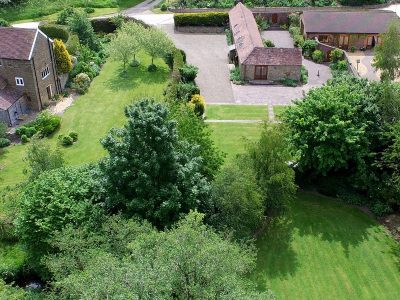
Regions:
[[15, 111, 61, 139], [263, 39, 275, 48], [71, 72, 91, 94], [164, 48, 185, 101], [0, 122, 7, 138], [21, 135, 29, 144], [69, 131, 78, 142], [65, 33, 80, 55], [0, 18, 10, 27], [0, 279, 27, 299], [100, 99, 211, 227], [230, 66, 243, 84], [174, 12, 229, 27], [107, 31, 134, 71], [0, 242, 27, 283], [281, 77, 298, 87], [141, 26, 174, 67], [147, 63, 157, 72], [53, 39, 72, 74], [189, 94, 205, 116], [70, 60, 100, 80], [225, 28, 233, 45], [288, 25, 300, 36], [255, 14, 269, 31], [300, 65, 308, 84], [293, 33, 305, 48], [330, 48, 344, 63], [160, 3, 167, 11], [302, 39, 318, 57], [23, 138, 64, 179], [373, 20, 400, 81], [179, 64, 198, 82], [211, 156, 264, 240], [312, 49, 324, 63], [39, 24, 69, 42], [177, 82, 200, 101], [84, 7, 95, 13], [15, 165, 106, 264], [330, 59, 348, 71], [0, 138, 10, 148], [61, 135, 73, 146], [288, 13, 300, 27], [68, 11, 100, 51], [247, 124, 297, 215], [56, 7, 77, 25]]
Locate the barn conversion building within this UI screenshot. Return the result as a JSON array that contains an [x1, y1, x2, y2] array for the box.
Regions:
[[229, 3, 302, 83]]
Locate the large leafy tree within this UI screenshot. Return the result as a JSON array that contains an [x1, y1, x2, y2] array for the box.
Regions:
[[373, 20, 400, 81], [120, 21, 145, 64], [141, 26, 174, 69], [107, 31, 134, 72], [100, 99, 210, 227], [46, 212, 274, 300], [68, 11, 99, 51]]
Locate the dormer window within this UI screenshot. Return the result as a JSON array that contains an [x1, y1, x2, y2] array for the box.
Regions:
[[15, 77, 24, 86], [41, 66, 50, 79]]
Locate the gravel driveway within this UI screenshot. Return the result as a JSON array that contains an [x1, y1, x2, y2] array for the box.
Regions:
[[161, 24, 234, 103]]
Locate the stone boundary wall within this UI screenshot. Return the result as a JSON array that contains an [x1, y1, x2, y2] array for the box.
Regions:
[[174, 26, 225, 33]]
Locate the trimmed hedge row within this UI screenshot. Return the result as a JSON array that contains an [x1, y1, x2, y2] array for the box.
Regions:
[[90, 17, 148, 33], [39, 24, 69, 42], [165, 48, 185, 102], [174, 12, 229, 27]]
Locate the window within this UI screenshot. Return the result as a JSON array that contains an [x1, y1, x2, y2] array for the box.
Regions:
[[15, 77, 24, 86], [41, 66, 50, 79], [318, 35, 329, 43]]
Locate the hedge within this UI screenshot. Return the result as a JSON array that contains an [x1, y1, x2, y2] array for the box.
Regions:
[[165, 48, 185, 102], [91, 17, 148, 33], [174, 12, 229, 27], [39, 24, 69, 42]]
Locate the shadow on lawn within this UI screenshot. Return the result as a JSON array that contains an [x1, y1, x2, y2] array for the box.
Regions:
[[107, 64, 169, 92]]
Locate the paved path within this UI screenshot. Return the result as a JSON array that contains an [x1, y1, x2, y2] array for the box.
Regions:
[[122, 0, 163, 15]]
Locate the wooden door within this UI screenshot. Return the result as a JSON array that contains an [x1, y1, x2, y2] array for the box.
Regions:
[[366, 36, 374, 48], [46, 85, 52, 99], [254, 66, 268, 80], [339, 35, 349, 49], [272, 14, 278, 24]]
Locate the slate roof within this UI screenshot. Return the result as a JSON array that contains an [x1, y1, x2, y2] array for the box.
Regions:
[[302, 11, 398, 34], [0, 27, 37, 60], [244, 47, 302, 66], [0, 76, 24, 110]]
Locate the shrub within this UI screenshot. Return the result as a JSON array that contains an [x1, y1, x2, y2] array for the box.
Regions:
[[177, 82, 200, 102], [174, 12, 229, 27], [0, 122, 7, 138], [302, 39, 318, 57], [281, 77, 298, 87], [280, 24, 288, 30], [61, 135, 73, 146], [331, 60, 348, 71], [288, 13, 300, 27], [39, 24, 69, 42], [84, 7, 95, 14], [16, 126, 37, 138], [54, 39, 72, 74], [289, 25, 300, 36], [91, 18, 120, 33], [225, 28, 233, 45], [148, 64, 157, 72], [255, 14, 269, 31], [230, 67, 243, 84], [21, 135, 29, 144], [72, 73, 91, 94], [263, 39, 275, 48], [69, 131, 78, 142], [179, 64, 198, 83], [312, 50, 324, 63], [189, 94, 206, 116], [0, 18, 10, 27], [160, 3, 167, 11], [164, 49, 185, 101], [350, 46, 356, 53], [301, 65, 308, 84], [65, 33, 80, 55], [70, 61, 100, 80], [330, 48, 344, 63], [57, 7, 77, 25], [0, 138, 10, 148], [293, 34, 305, 48], [35, 111, 61, 137]]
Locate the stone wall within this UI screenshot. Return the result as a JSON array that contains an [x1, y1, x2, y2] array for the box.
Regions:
[[241, 64, 301, 82]]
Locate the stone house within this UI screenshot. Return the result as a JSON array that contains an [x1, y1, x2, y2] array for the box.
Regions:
[[301, 11, 398, 50], [0, 27, 61, 126], [229, 3, 302, 83]]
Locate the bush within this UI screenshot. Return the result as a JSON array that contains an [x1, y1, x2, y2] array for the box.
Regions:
[[0, 122, 7, 139], [57, 7, 77, 25], [174, 12, 229, 27], [16, 112, 60, 139], [61, 135, 73, 146], [288, 13, 300, 27], [54, 39, 72, 74], [288, 25, 300, 36], [225, 28, 233, 46], [84, 7, 95, 14], [91, 18, 120, 33], [0, 138, 10, 148], [21, 135, 29, 144], [330, 48, 344, 63], [189, 94, 206, 116], [301, 65, 308, 84], [179, 64, 198, 83], [293, 34, 305, 48], [69, 131, 78, 142], [71, 72, 91, 94], [164, 49, 185, 101], [312, 50, 324, 63], [65, 33, 80, 55], [39, 24, 69, 42], [160, 3, 167, 11], [15, 126, 37, 138], [177, 82, 200, 102], [263, 39, 275, 48], [230, 67, 243, 84], [281, 77, 298, 87], [350, 46, 356, 53], [70, 61, 100, 80], [148, 64, 157, 72], [302, 39, 318, 57], [331, 60, 348, 71], [0, 18, 10, 27], [255, 14, 269, 31]]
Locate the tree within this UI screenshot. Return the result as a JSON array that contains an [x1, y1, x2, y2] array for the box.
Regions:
[[15, 165, 105, 265], [100, 99, 211, 227], [46, 212, 275, 300], [23, 137, 64, 179], [68, 11, 99, 51], [247, 124, 297, 215], [107, 31, 133, 72], [373, 20, 400, 81], [210, 156, 264, 240], [141, 26, 174, 70], [120, 21, 144, 65], [53, 39, 72, 74]]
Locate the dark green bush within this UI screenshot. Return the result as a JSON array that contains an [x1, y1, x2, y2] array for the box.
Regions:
[[330, 60, 348, 71], [70, 62, 100, 80], [288, 13, 300, 27], [289, 25, 301, 36], [179, 64, 198, 83], [177, 82, 200, 102], [230, 67, 244, 84], [16, 111, 60, 139], [0, 18, 10, 27], [57, 7, 77, 25], [148, 64, 157, 72], [174, 12, 229, 27], [39, 24, 69, 42], [69, 131, 78, 142], [330, 48, 344, 63], [61, 135, 73, 146], [302, 39, 318, 57], [84, 7, 95, 14], [0, 138, 10, 148], [21, 135, 29, 144], [281, 78, 298, 87], [293, 34, 304, 48], [65, 33, 80, 55], [263, 39, 275, 48], [164, 49, 185, 101], [312, 50, 324, 63], [301, 66, 308, 84], [160, 3, 168, 11]]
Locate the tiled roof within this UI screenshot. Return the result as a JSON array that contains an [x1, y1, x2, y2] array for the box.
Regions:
[[229, 2, 263, 64], [0, 75, 24, 110], [244, 47, 302, 66], [0, 27, 37, 60], [302, 10, 398, 34]]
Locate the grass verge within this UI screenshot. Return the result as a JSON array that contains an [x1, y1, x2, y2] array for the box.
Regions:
[[206, 105, 268, 120]]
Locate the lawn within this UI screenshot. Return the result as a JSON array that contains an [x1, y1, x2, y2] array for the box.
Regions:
[[273, 105, 289, 121], [206, 104, 268, 120], [253, 192, 400, 300], [1, 0, 144, 23], [0, 52, 169, 188]]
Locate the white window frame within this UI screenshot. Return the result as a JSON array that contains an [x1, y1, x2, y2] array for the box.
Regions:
[[41, 66, 50, 79], [15, 77, 24, 86]]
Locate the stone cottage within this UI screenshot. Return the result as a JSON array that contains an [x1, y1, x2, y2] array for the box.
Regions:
[[301, 10, 398, 50], [0, 27, 61, 126], [229, 3, 302, 83]]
